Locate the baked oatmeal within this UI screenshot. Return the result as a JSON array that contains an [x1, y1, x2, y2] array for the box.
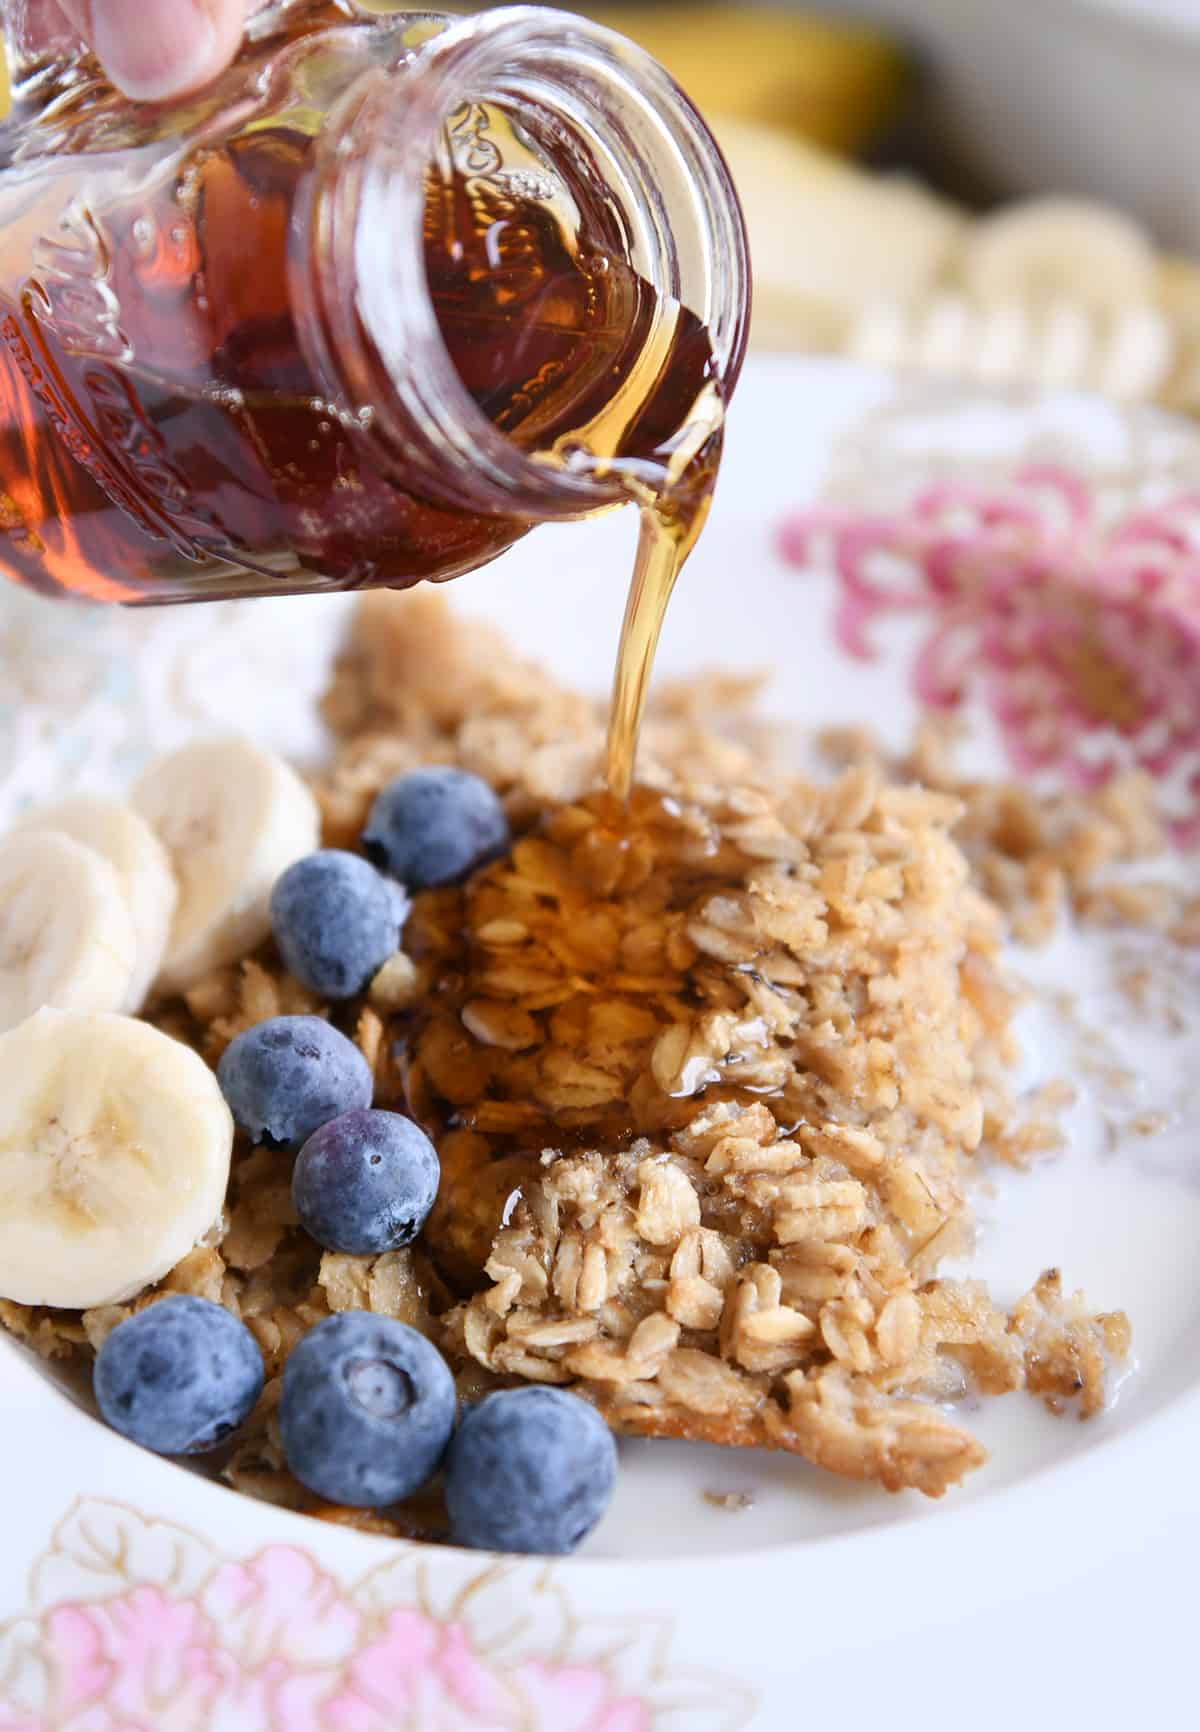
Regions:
[[0, 589, 1136, 1538]]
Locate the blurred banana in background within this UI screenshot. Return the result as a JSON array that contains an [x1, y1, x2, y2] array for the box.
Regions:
[[710, 119, 963, 349], [586, 6, 908, 155], [3, 5, 1200, 408], [574, 3, 1200, 407], [716, 117, 1200, 409]]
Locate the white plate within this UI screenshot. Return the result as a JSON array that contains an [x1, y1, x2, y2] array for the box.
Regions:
[[2, 357, 1199, 1729]]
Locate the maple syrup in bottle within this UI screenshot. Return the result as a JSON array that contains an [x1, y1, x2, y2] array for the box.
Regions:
[[0, 6, 746, 578]]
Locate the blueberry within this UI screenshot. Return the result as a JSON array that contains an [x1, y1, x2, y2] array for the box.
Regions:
[[292, 1108, 439, 1255], [270, 851, 409, 1000], [217, 1015, 372, 1150], [361, 767, 509, 890], [445, 1386, 617, 1555], [94, 1296, 264, 1457], [279, 1311, 456, 1506]]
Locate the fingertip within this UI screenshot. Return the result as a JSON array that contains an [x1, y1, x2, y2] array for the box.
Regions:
[[89, 0, 246, 102]]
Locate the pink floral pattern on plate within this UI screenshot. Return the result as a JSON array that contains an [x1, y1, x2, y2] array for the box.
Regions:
[[0, 1502, 750, 1732], [779, 464, 1200, 838]]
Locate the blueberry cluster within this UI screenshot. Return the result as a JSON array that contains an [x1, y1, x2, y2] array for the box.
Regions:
[[94, 1301, 615, 1555], [93, 766, 616, 1554], [264, 767, 508, 1008], [267, 767, 509, 1011]]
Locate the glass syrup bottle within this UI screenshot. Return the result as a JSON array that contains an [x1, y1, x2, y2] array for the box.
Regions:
[[0, 0, 749, 607]]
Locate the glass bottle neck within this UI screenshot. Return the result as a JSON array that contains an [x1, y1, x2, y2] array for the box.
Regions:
[[295, 6, 750, 520]]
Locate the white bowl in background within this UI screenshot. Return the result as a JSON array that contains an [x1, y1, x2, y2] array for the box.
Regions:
[[834, 0, 1200, 248]]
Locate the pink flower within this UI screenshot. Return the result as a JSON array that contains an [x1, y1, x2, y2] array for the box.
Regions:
[[1, 1588, 221, 1732], [323, 1610, 650, 1732], [779, 466, 1200, 837], [200, 1548, 363, 1671], [0, 1550, 656, 1732], [324, 1611, 508, 1731], [509, 1661, 651, 1732]]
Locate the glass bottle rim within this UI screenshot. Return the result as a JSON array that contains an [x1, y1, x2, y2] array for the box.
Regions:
[[339, 4, 751, 516]]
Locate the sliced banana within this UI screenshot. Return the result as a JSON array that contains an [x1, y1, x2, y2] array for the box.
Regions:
[[960, 199, 1155, 315], [13, 797, 178, 1015], [1036, 301, 1095, 389], [133, 736, 320, 996], [848, 293, 1175, 401], [0, 831, 138, 1034], [0, 1008, 233, 1308], [713, 119, 963, 329], [1101, 304, 1176, 400]]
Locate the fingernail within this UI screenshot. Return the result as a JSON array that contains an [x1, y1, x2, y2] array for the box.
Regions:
[[91, 0, 221, 102]]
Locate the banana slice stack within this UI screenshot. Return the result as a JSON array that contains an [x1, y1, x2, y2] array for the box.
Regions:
[[715, 118, 1198, 406], [0, 736, 319, 1026], [0, 737, 320, 1309], [848, 201, 1177, 402]]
